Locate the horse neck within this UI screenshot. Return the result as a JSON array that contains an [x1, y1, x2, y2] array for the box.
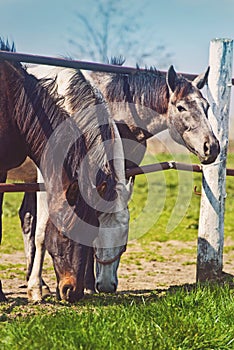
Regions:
[[90, 71, 169, 143], [108, 102, 168, 141], [12, 68, 70, 168], [65, 69, 115, 178]]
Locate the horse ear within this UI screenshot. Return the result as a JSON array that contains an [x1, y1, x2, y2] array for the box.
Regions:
[[193, 67, 210, 89], [66, 180, 79, 206], [166, 65, 178, 93]]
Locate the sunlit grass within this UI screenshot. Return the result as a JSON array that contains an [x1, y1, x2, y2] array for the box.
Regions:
[[0, 284, 233, 350], [129, 152, 234, 244], [0, 153, 234, 349], [1, 192, 24, 253], [1, 152, 234, 254]]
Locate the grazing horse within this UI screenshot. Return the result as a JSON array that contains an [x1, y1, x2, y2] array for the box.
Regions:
[[18, 58, 220, 296], [0, 40, 129, 302], [27, 69, 132, 301]]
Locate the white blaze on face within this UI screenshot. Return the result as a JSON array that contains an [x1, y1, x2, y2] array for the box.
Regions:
[[94, 122, 133, 250]]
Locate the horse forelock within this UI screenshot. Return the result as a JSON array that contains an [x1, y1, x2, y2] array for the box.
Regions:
[[173, 79, 194, 101]]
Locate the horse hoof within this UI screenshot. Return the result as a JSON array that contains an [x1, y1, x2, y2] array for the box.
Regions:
[[42, 285, 51, 297], [27, 288, 43, 303], [0, 293, 7, 302], [0, 281, 7, 302], [85, 288, 96, 295]]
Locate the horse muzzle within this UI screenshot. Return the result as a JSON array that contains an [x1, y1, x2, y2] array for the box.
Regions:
[[200, 138, 220, 164], [58, 278, 84, 302]]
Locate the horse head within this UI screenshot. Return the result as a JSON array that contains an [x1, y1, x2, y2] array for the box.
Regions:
[[94, 177, 133, 293], [92, 122, 133, 293], [166, 66, 220, 164]]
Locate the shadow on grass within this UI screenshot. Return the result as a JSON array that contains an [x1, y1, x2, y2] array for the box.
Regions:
[[0, 271, 233, 319], [79, 271, 234, 307]]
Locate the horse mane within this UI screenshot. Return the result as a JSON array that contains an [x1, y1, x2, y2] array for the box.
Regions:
[[66, 70, 116, 186], [105, 57, 170, 115], [109, 56, 126, 66], [12, 67, 70, 160], [0, 38, 67, 138], [0, 38, 84, 181], [0, 38, 16, 52], [66, 68, 106, 113]]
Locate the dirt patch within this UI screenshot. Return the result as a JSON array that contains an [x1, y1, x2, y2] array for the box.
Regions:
[[1, 239, 234, 300]]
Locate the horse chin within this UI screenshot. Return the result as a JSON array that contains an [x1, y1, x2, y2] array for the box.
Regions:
[[200, 155, 218, 165]]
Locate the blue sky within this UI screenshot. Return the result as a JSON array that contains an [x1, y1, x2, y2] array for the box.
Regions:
[[1, 0, 234, 118], [1, 0, 234, 72]]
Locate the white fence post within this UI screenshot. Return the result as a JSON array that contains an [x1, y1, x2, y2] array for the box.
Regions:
[[197, 38, 233, 281]]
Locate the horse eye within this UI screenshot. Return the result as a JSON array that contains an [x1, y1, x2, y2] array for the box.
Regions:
[[177, 105, 186, 112]]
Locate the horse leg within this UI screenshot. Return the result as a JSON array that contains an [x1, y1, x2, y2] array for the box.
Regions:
[[27, 171, 50, 301], [84, 247, 96, 294], [0, 171, 7, 302], [20, 192, 50, 297], [19, 192, 36, 282]]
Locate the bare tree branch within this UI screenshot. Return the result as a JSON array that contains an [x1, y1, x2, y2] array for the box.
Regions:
[[68, 0, 173, 67]]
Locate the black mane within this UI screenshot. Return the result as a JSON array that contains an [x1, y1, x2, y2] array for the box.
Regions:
[[0, 38, 15, 52], [66, 69, 116, 189], [106, 58, 169, 114], [66, 69, 106, 112]]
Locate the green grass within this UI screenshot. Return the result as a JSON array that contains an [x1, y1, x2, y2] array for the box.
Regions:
[[1, 192, 24, 253], [129, 152, 234, 244], [1, 152, 234, 253], [1, 153, 234, 349], [0, 284, 234, 349]]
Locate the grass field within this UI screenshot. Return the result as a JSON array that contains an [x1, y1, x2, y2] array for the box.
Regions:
[[0, 152, 234, 349], [0, 284, 234, 349]]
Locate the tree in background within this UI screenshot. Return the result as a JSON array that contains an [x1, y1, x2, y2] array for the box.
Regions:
[[67, 0, 173, 68]]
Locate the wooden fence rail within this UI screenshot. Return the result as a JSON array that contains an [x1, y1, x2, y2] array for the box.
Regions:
[[1, 161, 234, 192]]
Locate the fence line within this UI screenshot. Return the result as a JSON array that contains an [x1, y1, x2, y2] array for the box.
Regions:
[[0, 50, 233, 84], [1, 161, 234, 192]]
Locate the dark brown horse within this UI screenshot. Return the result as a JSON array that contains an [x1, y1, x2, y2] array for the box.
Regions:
[[0, 40, 128, 302]]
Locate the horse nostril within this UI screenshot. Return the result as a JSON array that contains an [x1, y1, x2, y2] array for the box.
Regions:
[[204, 142, 210, 156]]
